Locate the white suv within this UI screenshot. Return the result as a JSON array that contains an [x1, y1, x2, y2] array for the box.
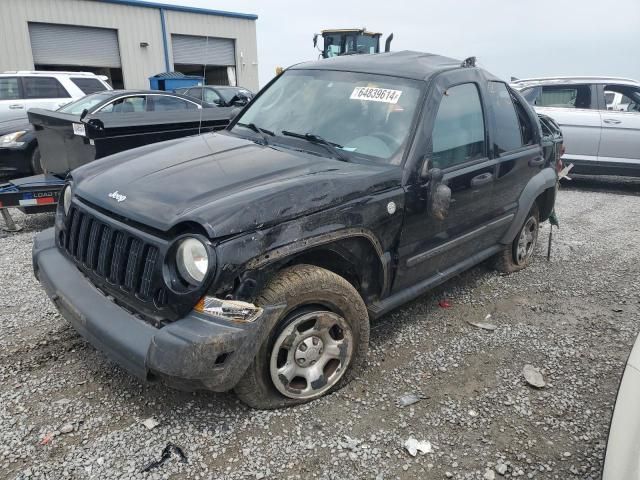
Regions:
[[512, 76, 640, 177], [0, 71, 112, 122]]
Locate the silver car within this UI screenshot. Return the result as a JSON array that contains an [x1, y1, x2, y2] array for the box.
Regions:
[[512, 77, 640, 177], [603, 332, 640, 479]]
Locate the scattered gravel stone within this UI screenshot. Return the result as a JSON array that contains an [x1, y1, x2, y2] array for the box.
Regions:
[[523, 364, 546, 388], [395, 393, 424, 407], [59, 423, 73, 434], [403, 438, 432, 456], [142, 418, 160, 430]]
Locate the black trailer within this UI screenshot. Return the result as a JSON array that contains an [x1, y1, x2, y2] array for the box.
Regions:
[[0, 174, 64, 231]]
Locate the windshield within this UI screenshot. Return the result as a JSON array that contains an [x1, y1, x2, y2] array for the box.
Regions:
[[231, 69, 423, 164], [58, 92, 114, 115]]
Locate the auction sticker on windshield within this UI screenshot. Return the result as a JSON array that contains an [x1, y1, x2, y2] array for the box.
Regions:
[[350, 87, 402, 104]]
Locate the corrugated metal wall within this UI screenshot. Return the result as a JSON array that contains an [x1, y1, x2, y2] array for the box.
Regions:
[[0, 0, 258, 91]]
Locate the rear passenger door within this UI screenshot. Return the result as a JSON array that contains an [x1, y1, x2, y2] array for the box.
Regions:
[[0, 77, 25, 121], [597, 83, 640, 164], [487, 82, 545, 221], [524, 84, 600, 163], [22, 76, 72, 112]]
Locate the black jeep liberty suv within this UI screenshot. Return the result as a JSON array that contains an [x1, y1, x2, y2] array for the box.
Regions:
[[33, 51, 560, 409]]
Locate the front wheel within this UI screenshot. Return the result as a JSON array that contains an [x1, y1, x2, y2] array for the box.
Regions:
[[234, 264, 369, 409], [494, 205, 540, 273]]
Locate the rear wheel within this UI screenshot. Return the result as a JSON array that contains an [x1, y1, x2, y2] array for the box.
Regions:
[[31, 146, 43, 175], [234, 264, 369, 409], [494, 205, 539, 273]]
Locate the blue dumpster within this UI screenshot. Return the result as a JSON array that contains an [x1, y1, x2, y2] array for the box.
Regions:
[[149, 72, 203, 91]]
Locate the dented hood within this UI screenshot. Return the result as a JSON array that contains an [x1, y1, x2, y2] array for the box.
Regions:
[[72, 132, 401, 237]]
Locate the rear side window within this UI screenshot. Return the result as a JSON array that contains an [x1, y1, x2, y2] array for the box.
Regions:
[[431, 83, 486, 169], [0, 77, 21, 100], [101, 96, 147, 113], [70, 77, 108, 94], [152, 96, 198, 111], [487, 82, 525, 154], [23, 77, 70, 99], [525, 84, 592, 109]]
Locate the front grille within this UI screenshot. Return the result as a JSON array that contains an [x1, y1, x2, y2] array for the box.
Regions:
[[62, 206, 159, 302]]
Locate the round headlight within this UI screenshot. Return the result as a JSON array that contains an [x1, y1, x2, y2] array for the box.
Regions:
[[62, 185, 72, 216], [176, 238, 209, 285]]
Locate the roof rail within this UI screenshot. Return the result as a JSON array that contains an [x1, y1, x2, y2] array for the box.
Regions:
[[2, 70, 101, 76], [512, 75, 639, 84]]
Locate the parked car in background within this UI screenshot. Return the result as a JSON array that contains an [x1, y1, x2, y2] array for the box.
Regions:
[[512, 76, 640, 177], [0, 71, 112, 122], [29, 89, 234, 175], [3, 89, 220, 179], [175, 85, 253, 107], [33, 51, 559, 409], [56, 89, 214, 115], [0, 118, 39, 177], [603, 332, 640, 480]]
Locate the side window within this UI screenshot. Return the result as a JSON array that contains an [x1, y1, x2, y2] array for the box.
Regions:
[[604, 85, 640, 113], [431, 83, 486, 169], [537, 85, 592, 109], [70, 78, 108, 95], [101, 96, 146, 113], [487, 82, 526, 154], [0, 77, 21, 100], [23, 77, 70, 99], [204, 89, 222, 106], [187, 87, 203, 100], [153, 96, 198, 111]]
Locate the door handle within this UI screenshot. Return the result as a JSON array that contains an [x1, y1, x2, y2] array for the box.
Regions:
[[528, 157, 545, 167], [9, 104, 24, 109], [603, 118, 621, 125], [470, 172, 493, 187]]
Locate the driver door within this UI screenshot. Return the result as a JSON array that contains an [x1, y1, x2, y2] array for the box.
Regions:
[[393, 79, 500, 292]]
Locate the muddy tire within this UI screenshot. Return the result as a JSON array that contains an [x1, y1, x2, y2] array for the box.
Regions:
[[494, 204, 540, 273], [234, 264, 369, 409], [31, 146, 43, 175]]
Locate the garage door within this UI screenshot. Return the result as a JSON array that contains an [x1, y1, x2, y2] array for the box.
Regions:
[[28, 23, 121, 67], [172, 34, 235, 66]]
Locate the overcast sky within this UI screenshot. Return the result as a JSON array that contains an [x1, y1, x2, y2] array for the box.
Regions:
[[162, 0, 640, 88]]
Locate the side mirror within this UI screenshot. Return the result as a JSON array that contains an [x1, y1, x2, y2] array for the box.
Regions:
[[79, 108, 89, 121], [85, 117, 104, 131], [231, 94, 249, 107], [313, 33, 318, 48]]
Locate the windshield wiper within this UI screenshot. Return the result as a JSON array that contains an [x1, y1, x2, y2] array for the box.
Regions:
[[281, 130, 349, 162], [236, 122, 274, 145]]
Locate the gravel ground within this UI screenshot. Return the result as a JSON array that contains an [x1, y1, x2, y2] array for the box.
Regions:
[[1, 177, 639, 480]]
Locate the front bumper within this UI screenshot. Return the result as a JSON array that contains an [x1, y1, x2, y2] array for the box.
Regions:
[[33, 228, 284, 392]]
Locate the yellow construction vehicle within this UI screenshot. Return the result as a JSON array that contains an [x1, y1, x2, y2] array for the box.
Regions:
[[313, 28, 393, 59]]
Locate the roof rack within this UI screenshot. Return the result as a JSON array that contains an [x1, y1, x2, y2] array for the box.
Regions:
[[2, 70, 101, 76], [512, 75, 639, 84]]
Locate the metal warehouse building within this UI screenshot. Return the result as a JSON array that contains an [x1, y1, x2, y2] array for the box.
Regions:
[[0, 0, 259, 91]]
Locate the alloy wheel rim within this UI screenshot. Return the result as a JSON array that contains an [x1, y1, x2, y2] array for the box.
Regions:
[[516, 216, 538, 264], [269, 311, 353, 400]]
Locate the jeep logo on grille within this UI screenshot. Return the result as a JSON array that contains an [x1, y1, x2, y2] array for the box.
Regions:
[[108, 191, 127, 203]]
